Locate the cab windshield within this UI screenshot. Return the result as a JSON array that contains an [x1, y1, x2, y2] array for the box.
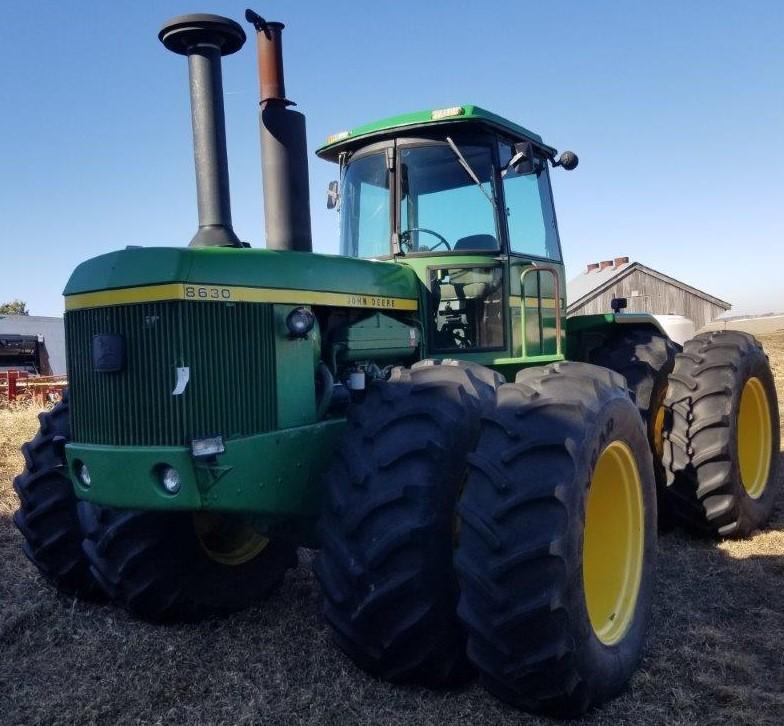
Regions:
[[400, 143, 498, 254], [338, 142, 499, 258]]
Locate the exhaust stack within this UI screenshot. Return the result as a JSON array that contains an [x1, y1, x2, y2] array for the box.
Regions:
[[246, 10, 313, 252], [159, 14, 245, 248]]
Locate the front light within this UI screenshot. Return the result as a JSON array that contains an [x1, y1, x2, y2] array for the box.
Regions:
[[160, 466, 181, 494], [286, 307, 315, 337], [78, 463, 91, 488]]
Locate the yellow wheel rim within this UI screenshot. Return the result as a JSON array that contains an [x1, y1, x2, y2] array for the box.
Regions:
[[583, 441, 645, 646], [651, 385, 668, 459], [737, 377, 773, 499], [193, 513, 269, 566]]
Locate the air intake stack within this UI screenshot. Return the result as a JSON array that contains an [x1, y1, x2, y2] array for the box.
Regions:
[[246, 9, 313, 252], [159, 14, 245, 248]]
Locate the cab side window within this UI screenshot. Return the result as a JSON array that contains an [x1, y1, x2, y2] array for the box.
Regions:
[[499, 141, 561, 260]]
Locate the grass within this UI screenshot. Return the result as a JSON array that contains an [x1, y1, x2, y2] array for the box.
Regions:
[[2, 336, 784, 725]]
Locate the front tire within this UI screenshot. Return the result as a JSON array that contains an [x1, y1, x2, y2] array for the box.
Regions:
[[79, 506, 297, 621], [455, 362, 657, 716], [663, 330, 780, 538], [12, 391, 102, 598], [314, 360, 502, 687]]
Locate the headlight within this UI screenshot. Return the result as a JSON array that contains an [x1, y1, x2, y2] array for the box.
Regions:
[[78, 463, 91, 487], [286, 307, 315, 337], [160, 466, 181, 494]]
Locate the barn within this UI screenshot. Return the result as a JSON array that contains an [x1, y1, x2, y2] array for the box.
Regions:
[[567, 257, 731, 330]]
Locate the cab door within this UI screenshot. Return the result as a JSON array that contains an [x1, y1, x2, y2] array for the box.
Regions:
[[498, 139, 565, 359]]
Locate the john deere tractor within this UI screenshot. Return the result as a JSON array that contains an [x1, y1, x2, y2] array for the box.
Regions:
[[13, 10, 780, 717]]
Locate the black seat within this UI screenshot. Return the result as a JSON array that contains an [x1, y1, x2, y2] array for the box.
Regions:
[[453, 234, 497, 251]]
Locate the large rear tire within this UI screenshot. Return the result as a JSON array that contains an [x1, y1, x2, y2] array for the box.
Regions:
[[12, 391, 103, 598], [455, 362, 657, 716], [663, 330, 780, 538], [589, 328, 678, 524], [314, 360, 502, 687], [79, 505, 297, 621]]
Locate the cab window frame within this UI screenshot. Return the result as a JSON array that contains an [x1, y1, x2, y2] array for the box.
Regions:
[[338, 140, 396, 260], [496, 135, 564, 263], [425, 261, 508, 354]]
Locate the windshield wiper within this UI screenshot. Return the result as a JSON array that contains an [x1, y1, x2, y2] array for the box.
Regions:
[[445, 136, 496, 208]]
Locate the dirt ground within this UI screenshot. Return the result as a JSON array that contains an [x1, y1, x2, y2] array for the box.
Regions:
[[2, 336, 784, 726]]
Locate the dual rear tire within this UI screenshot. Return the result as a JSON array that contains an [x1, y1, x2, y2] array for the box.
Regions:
[[663, 330, 780, 537], [316, 360, 658, 715]]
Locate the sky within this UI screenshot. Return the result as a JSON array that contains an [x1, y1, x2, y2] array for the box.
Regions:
[[1, 0, 782, 317]]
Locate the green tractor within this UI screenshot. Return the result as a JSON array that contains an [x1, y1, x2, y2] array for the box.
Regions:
[[13, 10, 779, 717]]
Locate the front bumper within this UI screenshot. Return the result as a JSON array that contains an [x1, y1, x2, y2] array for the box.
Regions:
[[66, 419, 346, 519]]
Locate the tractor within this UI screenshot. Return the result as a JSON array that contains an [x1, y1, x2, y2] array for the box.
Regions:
[[13, 10, 779, 717]]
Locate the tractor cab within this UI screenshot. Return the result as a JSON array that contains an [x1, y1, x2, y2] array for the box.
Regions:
[[317, 106, 575, 370]]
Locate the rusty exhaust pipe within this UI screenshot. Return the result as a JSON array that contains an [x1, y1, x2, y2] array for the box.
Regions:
[[159, 14, 245, 248], [245, 9, 313, 252]]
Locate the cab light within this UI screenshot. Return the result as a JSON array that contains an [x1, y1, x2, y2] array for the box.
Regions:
[[431, 106, 465, 120], [326, 130, 350, 144]]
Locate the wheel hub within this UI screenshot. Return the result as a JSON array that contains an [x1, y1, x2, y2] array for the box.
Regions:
[[193, 513, 269, 566], [582, 440, 645, 646], [737, 376, 773, 499]]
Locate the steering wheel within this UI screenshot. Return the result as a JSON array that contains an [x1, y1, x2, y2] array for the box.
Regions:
[[401, 227, 451, 251]]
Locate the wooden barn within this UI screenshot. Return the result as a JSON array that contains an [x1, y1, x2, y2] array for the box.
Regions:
[[567, 257, 731, 330]]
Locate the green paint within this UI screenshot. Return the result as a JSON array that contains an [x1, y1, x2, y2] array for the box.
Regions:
[[64, 246, 420, 301], [274, 304, 319, 428], [317, 105, 556, 160], [67, 418, 347, 519]]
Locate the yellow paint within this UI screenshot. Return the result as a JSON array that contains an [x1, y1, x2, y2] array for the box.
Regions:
[[737, 376, 772, 499], [193, 513, 269, 566], [583, 440, 645, 646], [65, 283, 418, 312], [508, 295, 563, 309]]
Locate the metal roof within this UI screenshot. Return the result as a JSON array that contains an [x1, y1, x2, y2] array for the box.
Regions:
[[316, 105, 556, 160], [567, 261, 731, 313]]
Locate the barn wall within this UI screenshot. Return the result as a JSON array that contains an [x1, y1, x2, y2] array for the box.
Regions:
[[569, 269, 727, 329]]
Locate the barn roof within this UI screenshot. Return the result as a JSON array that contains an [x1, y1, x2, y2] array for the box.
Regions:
[[567, 261, 731, 314]]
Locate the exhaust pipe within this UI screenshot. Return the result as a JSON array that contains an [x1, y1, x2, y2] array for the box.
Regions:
[[159, 14, 245, 248], [245, 10, 313, 252]]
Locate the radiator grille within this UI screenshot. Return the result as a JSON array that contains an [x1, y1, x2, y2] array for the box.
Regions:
[[65, 301, 277, 446]]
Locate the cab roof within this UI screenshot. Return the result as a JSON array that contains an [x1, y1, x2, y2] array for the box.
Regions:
[[315, 104, 557, 161]]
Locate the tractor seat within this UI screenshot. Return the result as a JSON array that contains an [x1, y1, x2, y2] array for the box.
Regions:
[[453, 234, 498, 251]]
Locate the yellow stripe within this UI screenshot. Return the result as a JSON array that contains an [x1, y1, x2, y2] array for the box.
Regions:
[[65, 283, 418, 312], [508, 295, 562, 310]]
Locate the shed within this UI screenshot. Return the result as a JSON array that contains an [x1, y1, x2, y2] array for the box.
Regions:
[[0, 315, 66, 375], [567, 257, 731, 330]]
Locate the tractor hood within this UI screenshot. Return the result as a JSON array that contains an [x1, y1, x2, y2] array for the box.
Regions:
[[63, 247, 420, 312]]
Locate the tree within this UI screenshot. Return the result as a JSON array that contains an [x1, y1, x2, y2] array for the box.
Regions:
[[0, 299, 29, 315]]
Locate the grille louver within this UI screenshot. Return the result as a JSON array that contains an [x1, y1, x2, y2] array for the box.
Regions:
[[65, 301, 277, 446]]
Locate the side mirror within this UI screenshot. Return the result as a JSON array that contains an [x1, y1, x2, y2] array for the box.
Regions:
[[611, 297, 628, 313], [502, 141, 534, 177], [553, 150, 579, 171], [326, 180, 339, 210]]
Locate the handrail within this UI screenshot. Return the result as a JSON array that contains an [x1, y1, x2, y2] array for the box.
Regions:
[[519, 264, 563, 356]]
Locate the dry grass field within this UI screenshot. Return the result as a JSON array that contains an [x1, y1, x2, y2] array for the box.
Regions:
[[2, 335, 784, 725]]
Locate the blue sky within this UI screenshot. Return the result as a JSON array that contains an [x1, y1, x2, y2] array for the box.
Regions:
[[1, 1, 782, 316]]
